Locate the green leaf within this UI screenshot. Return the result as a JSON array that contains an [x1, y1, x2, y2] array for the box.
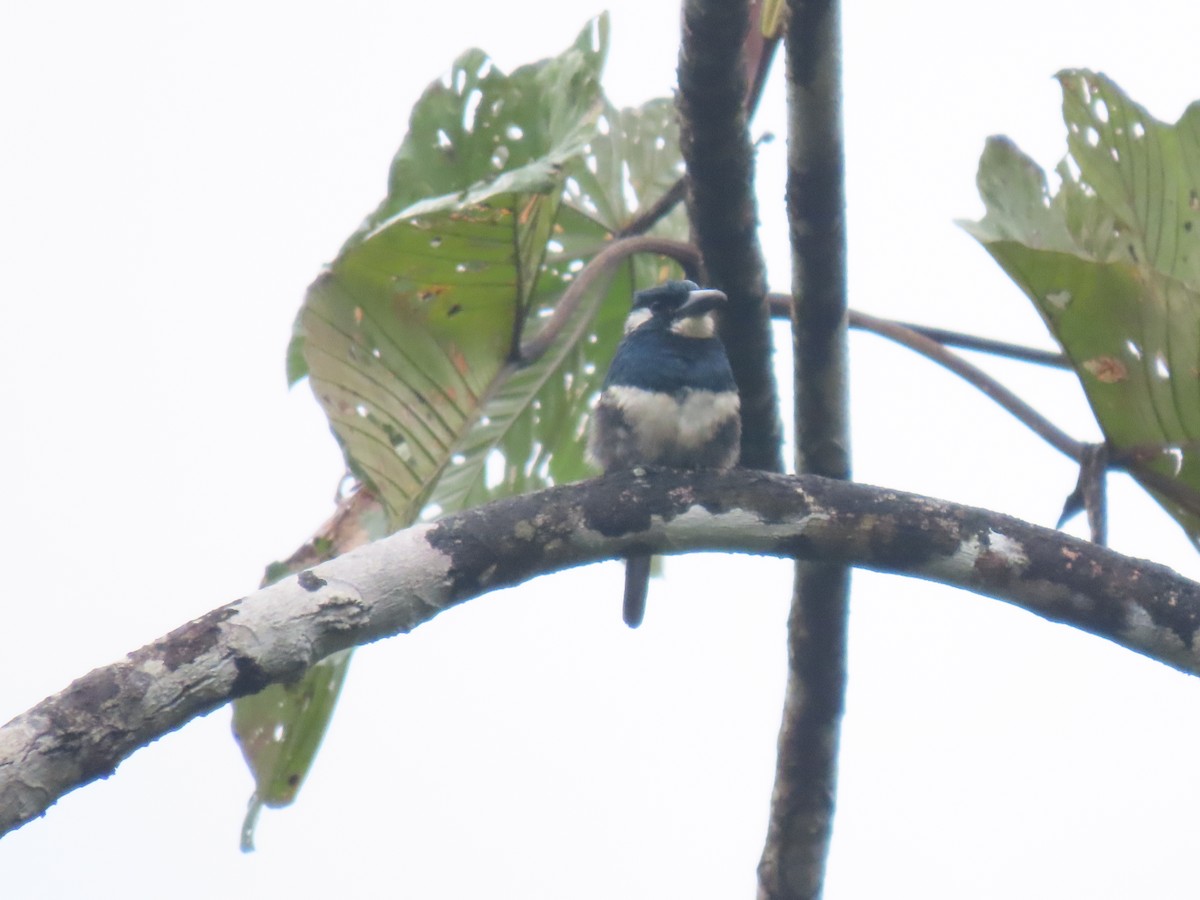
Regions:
[[234, 649, 352, 852], [293, 18, 610, 526], [962, 70, 1200, 539], [563, 98, 687, 235], [363, 18, 609, 230], [233, 490, 387, 850], [292, 15, 689, 527], [254, 18, 690, 835]]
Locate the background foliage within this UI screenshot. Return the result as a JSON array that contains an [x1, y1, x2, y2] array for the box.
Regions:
[[7, 2, 1200, 897]]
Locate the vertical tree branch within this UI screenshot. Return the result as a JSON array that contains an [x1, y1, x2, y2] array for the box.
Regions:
[[677, 0, 785, 472], [759, 2, 848, 899]]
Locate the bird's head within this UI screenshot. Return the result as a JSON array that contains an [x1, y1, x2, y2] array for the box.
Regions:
[[624, 280, 727, 338]]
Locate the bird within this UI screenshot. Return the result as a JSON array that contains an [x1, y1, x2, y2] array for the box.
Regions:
[[587, 279, 741, 627]]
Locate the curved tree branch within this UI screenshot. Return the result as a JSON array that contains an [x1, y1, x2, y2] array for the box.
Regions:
[[678, 0, 784, 472], [615, 178, 689, 239], [4, 469, 1200, 839], [872, 320, 1068, 368], [847, 308, 1085, 461], [782, 298, 1200, 527], [768, 295, 1070, 368], [517, 236, 700, 362]]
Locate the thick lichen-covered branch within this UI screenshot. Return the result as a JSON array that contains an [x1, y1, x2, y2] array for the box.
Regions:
[[5, 469, 1200, 840]]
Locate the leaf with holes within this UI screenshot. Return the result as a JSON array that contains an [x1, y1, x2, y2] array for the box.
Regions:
[[428, 105, 692, 513], [562, 97, 688, 236], [962, 70, 1200, 539], [291, 18, 609, 525], [260, 18, 691, 824], [234, 649, 352, 851], [233, 490, 387, 848], [291, 15, 690, 526]]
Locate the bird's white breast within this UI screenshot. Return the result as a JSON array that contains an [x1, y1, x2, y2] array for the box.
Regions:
[[604, 384, 740, 457]]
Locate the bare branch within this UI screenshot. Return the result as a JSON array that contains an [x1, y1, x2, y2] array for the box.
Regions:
[[843, 307, 1200, 531], [762, 0, 851, 896], [5, 470, 1200, 839], [615, 178, 688, 239], [878, 321, 1068, 368], [768, 295, 1070, 368], [848, 308, 1085, 461], [775, 296, 1087, 467], [1059, 444, 1109, 544], [678, 0, 785, 473]]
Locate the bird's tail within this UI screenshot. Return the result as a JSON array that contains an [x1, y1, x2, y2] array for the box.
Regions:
[[623, 554, 652, 628]]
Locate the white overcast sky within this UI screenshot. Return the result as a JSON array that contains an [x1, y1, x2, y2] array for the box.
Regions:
[[4, 2, 1200, 898]]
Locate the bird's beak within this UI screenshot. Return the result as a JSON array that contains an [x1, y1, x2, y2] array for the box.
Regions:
[[673, 288, 727, 319]]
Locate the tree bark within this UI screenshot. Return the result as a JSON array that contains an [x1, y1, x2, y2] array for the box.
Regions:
[[4, 469, 1200, 839], [762, 1, 850, 897], [677, 0, 784, 472]]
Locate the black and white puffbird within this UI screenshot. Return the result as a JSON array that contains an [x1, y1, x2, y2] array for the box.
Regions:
[[587, 280, 742, 627]]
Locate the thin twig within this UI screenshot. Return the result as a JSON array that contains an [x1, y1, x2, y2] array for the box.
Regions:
[[849, 309, 1085, 461], [615, 178, 688, 238], [517, 237, 700, 362], [10, 470, 1200, 839], [1058, 443, 1109, 544], [768, 293, 1084, 461], [846, 306, 1200, 528], [767, 294, 1068, 368], [887, 321, 1067, 368]]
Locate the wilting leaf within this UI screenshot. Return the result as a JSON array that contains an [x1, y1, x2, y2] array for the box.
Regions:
[[962, 70, 1200, 539]]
